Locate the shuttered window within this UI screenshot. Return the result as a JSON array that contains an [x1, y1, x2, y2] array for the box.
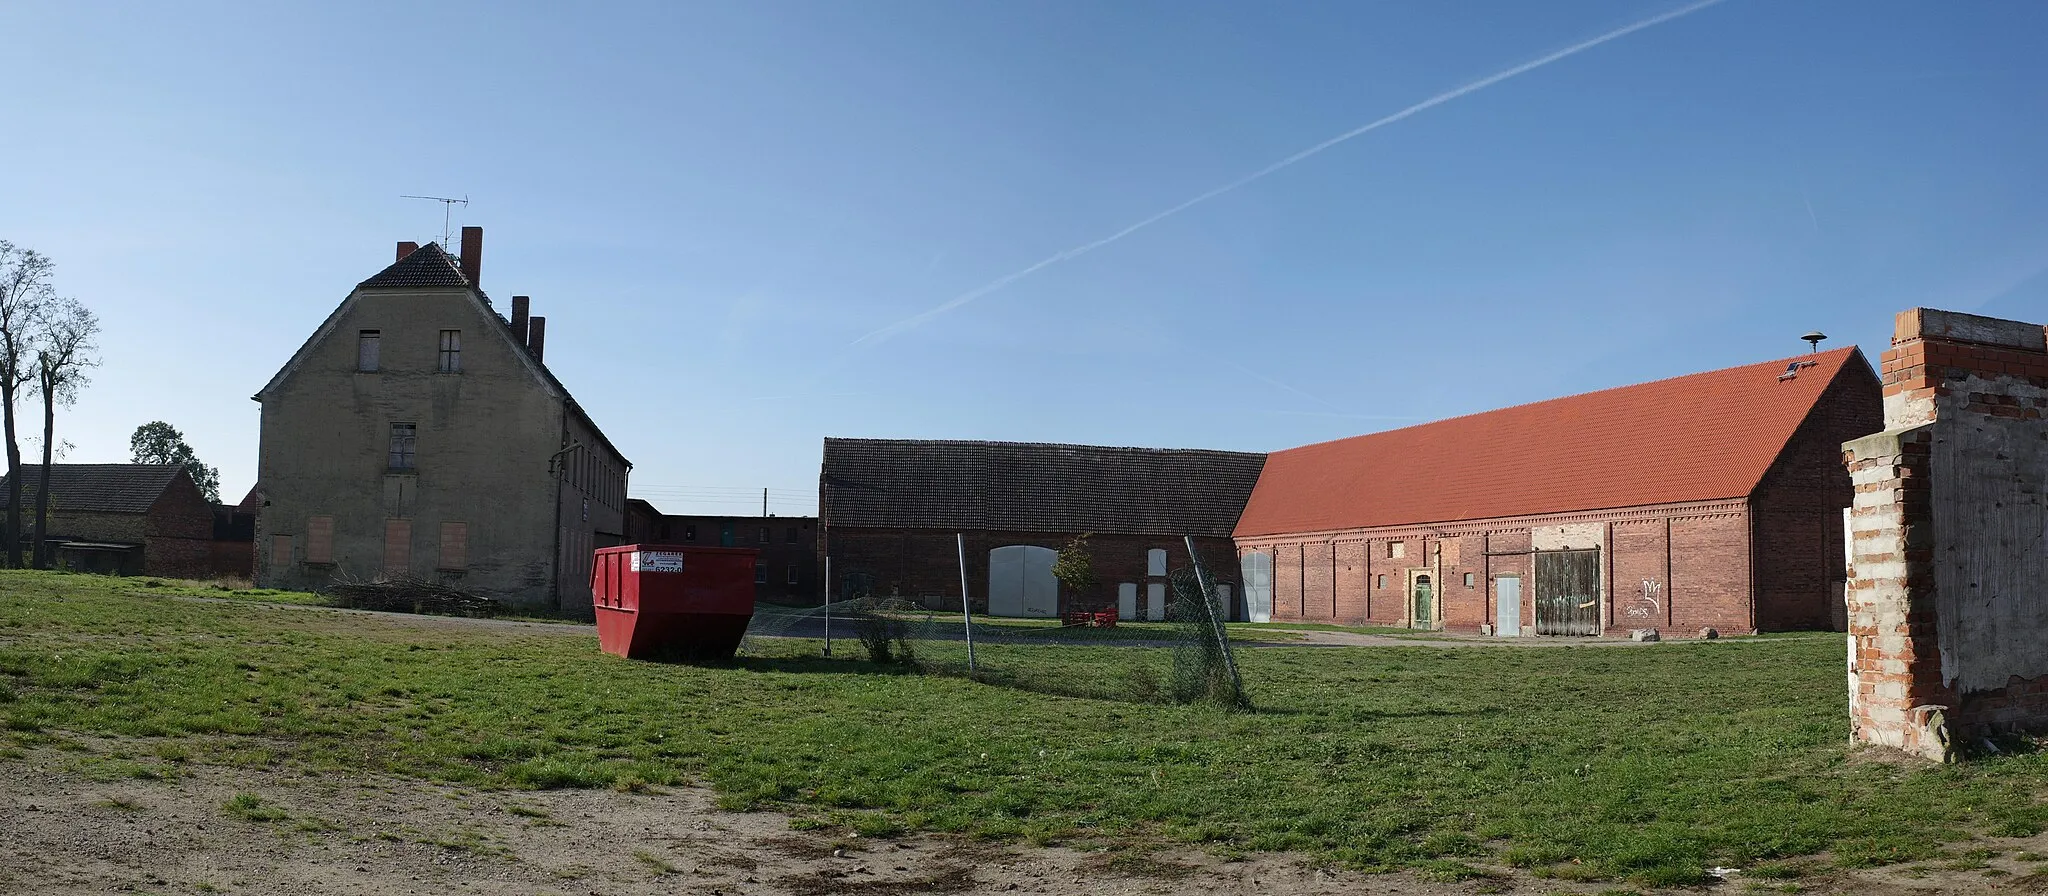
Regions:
[[439, 522, 468, 570], [383, 519, 411, 577], [306, 516, 334, 564]]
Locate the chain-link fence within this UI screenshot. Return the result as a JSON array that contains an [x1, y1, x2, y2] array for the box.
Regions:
[[736, 557, 1250, 710]]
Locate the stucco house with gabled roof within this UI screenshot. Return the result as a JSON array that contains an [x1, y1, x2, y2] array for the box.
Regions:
[[251, 229, 629, 614]]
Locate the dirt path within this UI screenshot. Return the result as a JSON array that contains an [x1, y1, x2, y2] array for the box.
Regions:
[[2, 746, 2036, 896]]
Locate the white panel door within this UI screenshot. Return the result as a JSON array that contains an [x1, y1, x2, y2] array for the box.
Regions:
[[1020, 546, 1058, 617], [1496, 576, 1522, 637], [1240, 553, 1273, 623], [1118, 583, 1138, 620], [1146, 583, 1166, 621], [988, 546, 1025, 617]]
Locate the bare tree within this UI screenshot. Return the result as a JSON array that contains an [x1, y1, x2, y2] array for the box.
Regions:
[[0, 242, 55, 568], [31, 297, 99, 568]]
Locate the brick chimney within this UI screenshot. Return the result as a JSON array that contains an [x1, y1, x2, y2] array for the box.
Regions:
[[528, 316, 546, 363], [396, 241, 419, 262], [459, 226, 483, 286], [511, 296, 530, 345]]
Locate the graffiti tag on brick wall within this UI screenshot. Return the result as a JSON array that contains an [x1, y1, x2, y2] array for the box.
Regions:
[[1626, 578, 1663, 618]]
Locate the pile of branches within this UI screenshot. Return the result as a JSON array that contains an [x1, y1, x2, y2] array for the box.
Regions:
[[322, 573, 499, 618]]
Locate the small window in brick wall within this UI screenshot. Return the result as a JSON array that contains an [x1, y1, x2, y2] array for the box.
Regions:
[[786, 564, 799, 585], [1464, 572, 1476, 588], [758, 526, 770, 545], [786, 526, 798, 545], [755, 561, 767, 584], [1376, 574, 1387, 589], [1387, 541, 1405, 559], [1146, 548, 1167, 576]]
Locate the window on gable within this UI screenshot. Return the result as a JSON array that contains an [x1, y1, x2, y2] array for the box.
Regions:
[[358, 330, 381, 372], [438, 329, 461, 372], [388, 423, 417, 470]]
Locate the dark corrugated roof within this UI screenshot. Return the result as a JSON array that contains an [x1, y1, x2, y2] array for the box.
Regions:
[[821, 439, 1266, 536], [1236, 348, 1875, 537], [0, 464, 188, 514], [357, 242, 468, 289]]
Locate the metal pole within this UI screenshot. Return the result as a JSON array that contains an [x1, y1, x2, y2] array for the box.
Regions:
[[822, 555, 832, 657], [1184, 535, 1241, 691], [957, 533, 975, 673]]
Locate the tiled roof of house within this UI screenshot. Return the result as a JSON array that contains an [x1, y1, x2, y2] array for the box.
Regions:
[[1235, 347, 1873, 537], [357, 242, 468, 289], [821, 439, 1266, 537], [0, 464, 188, 514]]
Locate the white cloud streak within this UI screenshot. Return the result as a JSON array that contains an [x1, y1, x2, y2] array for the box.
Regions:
[[851, 0, 1729, 346]]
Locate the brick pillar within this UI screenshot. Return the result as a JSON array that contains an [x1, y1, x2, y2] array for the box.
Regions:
[[1842, 307, 2048, 761]]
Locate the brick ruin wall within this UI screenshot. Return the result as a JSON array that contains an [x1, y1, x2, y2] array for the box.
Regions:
[[1843, 308, 2048, 761]]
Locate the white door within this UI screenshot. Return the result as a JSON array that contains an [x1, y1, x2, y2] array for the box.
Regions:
[[988, 546, 1024, 617], [1496, 576, 1522, 637], [1021, 546, 1057, 617], [1240, 553, 1273, 623], [1118, 583, 1137, 620], [1146, 583, 1166, 621], [1214, 584, 1234, 622], [989, 545, 1057, 618]]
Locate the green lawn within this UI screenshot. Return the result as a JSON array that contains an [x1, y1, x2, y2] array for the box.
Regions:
[[2, 570, 2044, 887]]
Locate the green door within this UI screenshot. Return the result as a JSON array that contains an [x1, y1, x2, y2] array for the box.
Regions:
[[1412, 574, 1434, 629]]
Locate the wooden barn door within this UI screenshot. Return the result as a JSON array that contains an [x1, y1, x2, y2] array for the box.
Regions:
[[1535, 550, 1601, 636]]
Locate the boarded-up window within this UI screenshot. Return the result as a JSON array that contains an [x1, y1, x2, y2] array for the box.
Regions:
[[306, 516, 334, 564], [383, 519, 411, 577], [1146, 548, 1167, 576], [357, 330, 380, 371], [270, 535, 293, 567], [439, 522, 468, 570]]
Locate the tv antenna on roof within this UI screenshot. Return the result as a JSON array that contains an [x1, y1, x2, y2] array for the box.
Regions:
[[400, 194, 469, 248]]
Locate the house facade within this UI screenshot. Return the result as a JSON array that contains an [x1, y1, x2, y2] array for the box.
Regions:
[[252, 229, 630, 614], [0, 464, 215, 577], [624, 499, 819, 605], [1233, 348, 1883, 636], [820, 439, 1266, 619]]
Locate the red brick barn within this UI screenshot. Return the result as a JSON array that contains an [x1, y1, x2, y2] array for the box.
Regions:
[[1233, 349, 1882, 636], [820, 439, 1266, 619], [0, 464, 217, 578]]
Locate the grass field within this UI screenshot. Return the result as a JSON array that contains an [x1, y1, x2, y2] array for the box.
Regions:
[[3, 570, 2045, 887]]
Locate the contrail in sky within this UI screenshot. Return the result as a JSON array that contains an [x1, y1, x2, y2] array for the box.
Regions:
[[851, 0, 1729, 346]]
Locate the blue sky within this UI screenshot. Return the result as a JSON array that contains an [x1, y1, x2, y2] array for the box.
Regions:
[[4, 1, 2044, 516]]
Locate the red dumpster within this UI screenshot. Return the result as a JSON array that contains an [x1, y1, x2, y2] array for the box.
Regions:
[[591, 544, 758, 661]]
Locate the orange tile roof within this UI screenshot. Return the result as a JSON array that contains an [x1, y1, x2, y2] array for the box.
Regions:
[[1234, 347, 1870, 537]]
